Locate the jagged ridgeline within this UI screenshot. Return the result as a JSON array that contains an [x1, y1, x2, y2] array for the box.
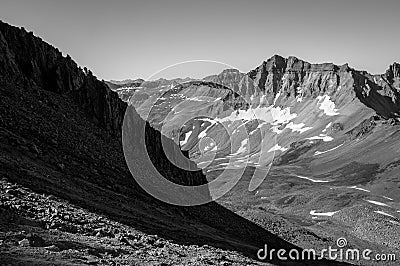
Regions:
[[0, 21, 126, 137], [241, 55, 400, 119], [0, 20, 208, 193]]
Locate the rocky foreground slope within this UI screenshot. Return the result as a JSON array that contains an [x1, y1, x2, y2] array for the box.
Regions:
[[0, 20, 355, 265]]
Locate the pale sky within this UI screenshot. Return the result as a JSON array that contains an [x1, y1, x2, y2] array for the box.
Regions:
[[1, 0, 399, 80]]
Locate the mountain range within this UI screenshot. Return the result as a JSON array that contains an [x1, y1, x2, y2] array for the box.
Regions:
[[1, 18, 399, 265], [111, 53, 400, 264]]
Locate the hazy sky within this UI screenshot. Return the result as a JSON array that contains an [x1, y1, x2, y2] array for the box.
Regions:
[[1, 0, 399, 80]]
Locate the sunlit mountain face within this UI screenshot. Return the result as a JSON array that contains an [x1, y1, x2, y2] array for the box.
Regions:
[[113, 55, 400, 252]]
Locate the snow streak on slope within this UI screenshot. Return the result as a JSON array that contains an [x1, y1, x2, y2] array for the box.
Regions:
[[365, 200, 390, 207], [180, 130, 192, 146], [310, 210, 339, 217], [285, 122, 313, 133], [294, 175, 331, 183], [314, 143, 344, 155], [268, 144, 288, 152], [317, 95, 339, 116]]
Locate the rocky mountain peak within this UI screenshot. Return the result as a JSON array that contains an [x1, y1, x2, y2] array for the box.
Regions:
[[109, 78, 145, 85], [202, 68, 244, 92], [0, 20, 127, 137], [386, 62, 400, 80], [228, 55, 400, 119], [261, 54, 287, 72], [0, 19, 210, 192], [220, 68, 241, 74]]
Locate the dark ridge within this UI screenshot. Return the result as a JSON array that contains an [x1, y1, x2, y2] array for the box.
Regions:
[[105, 79, 144, 91], [174, 80, 233, 91], [384, 62, 400, 84], [0, 20, 126, 138], [0, 18, 210, 202], [352, 70, 400, 119]]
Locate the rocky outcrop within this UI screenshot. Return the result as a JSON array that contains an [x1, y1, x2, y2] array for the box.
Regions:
[[384, 62, 400, 86], [244, 55, 347, 98], [105, 79, 144, 91], [107, 78, 145, 87], [234, 55, 351, 104], [203, 68, 244, 92], [351, 70, 400, 119], [240, 55, 400, 118], [0, 20, 126, 137], [0, 20, 206, 188], [106, 79, 144, 102]]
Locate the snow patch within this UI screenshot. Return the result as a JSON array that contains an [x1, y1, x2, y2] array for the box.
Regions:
[[259, 94, 268, 105], [203, 142, 217, 152], [310, 210, 338, 217], [268, 144, 288, 153], [116, 86, 136, 91], [294, 175, 330, 183], [348, 186, 371, 193], [272, 125, 284, 134], [317, 95, 339, 116], [315, 143, 344, 155], [257, 122, 268, 129], [270, 107, 297, 124], [180, 131, 192, 146], [198, 130, 207, 139], [273, 90, 281, 105], [365, 200, 389, 207], [307, 134, 334, 142], [374, 210, 396, 219], [198, 120, 217, 139], [197, 161, 212, 167], [322, 122, 332, 133], [199, 118, 218, 125], [229, 139, 248, 156], [187, 96, 211, 102], [216, 106, 297, 126], [382, 196, 394, 201], [285, 122, 312, 133]]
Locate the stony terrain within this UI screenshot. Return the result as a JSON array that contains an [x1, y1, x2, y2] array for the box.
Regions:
[[0, 178, 263, 266]]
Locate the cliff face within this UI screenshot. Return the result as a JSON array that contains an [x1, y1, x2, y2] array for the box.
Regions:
[[384, 62, 400, 85], [0, 21, 126, 137], [203, 69, 245, 92], [0, 20, 206, 189], [240, 55, 400, 119]]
